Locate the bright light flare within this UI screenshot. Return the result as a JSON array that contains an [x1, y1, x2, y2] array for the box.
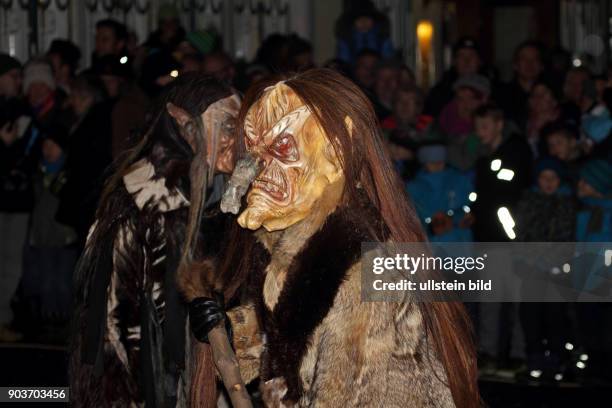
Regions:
[[497, 168, 515, 181], [497, 207, 516, 240]]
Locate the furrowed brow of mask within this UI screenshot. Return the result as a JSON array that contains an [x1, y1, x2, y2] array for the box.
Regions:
[[262, 105, 310, 146]]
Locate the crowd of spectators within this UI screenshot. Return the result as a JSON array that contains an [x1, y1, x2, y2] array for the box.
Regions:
[[0, 0, 610, 386]]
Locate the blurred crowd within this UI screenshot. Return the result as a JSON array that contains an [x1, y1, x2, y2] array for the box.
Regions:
[[0, 0, 611, 386]]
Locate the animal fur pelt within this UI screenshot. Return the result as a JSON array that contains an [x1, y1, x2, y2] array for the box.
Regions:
[[68, 159, 232, 407], [250, 194, 456, 407]]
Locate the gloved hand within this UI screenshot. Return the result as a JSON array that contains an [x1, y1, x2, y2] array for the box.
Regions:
[[189, 294, 233, 344]]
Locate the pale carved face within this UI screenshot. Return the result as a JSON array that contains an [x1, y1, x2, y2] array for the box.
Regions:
[[202, 94, 241, 174], [167, 93, 241, 175], [237, 83, 343, 231]]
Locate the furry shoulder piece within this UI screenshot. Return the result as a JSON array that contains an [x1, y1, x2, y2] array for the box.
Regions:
[[123, 159, 189, 212], [70, 160, 193, 407], [256, 198, 389, 403]]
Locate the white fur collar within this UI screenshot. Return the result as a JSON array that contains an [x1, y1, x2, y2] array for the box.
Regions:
[[122, 159, 189, 212]]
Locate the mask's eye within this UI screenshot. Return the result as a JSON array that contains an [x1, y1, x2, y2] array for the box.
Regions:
[[223, 117, 236, 132], [269, 133, 298, 162]]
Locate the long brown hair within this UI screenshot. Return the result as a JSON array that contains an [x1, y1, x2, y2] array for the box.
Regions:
[[238, 68, 480, 408]]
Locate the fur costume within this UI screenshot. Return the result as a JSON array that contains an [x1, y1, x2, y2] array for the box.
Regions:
[[70, 159, 262, 407], [247, 193, 455, 407], [70, 74, 257, 407], [227, 69, 478, 407]]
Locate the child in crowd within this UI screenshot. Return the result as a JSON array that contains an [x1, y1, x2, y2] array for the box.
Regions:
[[516, 158, 576, 241], [407, 144, 473, 242], [515, 158, 576, 380], [543, 122, 588, 184]]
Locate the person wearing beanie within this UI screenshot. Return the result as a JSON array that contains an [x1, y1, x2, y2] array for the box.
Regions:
[[22, 59, 72, 141], [438, 73, 490, 145], [424, 37, 483, 116], [47, 39, 81, 94], [515, 157, 576, 242], [23, 60, 56, 110], [407, 143, 474, 242], [514, 157, 576, 382], [185, 30, 216, 56], [2, 59, 67, 342], [0, 53, 22, 99]]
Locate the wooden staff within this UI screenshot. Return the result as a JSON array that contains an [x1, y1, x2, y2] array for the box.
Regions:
[[208, 325, 253, 408]]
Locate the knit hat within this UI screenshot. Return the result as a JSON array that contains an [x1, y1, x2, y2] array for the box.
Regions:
[[535, 158, 565, 179], [418, 144, 447, 164], [23, 61, 56, 93], [186, 30, 216, 55], [0, 53, 21, 77], [453, 74, 490, 96], [580, 159, 612, 195]]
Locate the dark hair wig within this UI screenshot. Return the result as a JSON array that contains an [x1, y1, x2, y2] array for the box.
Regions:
[[233, 68, 480, 408]]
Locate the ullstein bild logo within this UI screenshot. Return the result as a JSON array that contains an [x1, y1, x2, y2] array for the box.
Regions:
[[606, 249, 612, 267]]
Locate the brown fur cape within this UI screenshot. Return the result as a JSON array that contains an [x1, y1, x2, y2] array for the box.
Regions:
[[247, 193, 456, 407]]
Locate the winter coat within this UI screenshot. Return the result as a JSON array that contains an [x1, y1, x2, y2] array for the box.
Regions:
[[336, 26, 394, 64], [515, 187, 576, 242], [251, 196, 455, 407], [472, 132, 533, 242], [407, 168, 473, 242], [576, 196, 612, 242], [572, 196, 612, 294]]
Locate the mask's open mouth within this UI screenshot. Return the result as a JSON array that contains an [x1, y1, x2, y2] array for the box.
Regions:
[[252, 167, 288, 202]]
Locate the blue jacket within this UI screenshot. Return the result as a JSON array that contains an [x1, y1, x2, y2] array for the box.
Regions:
[[407, 168, 473, 242], [337, 27, 394, 64], [576, 196, 612, 242], [572, 196, 612, 294]]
